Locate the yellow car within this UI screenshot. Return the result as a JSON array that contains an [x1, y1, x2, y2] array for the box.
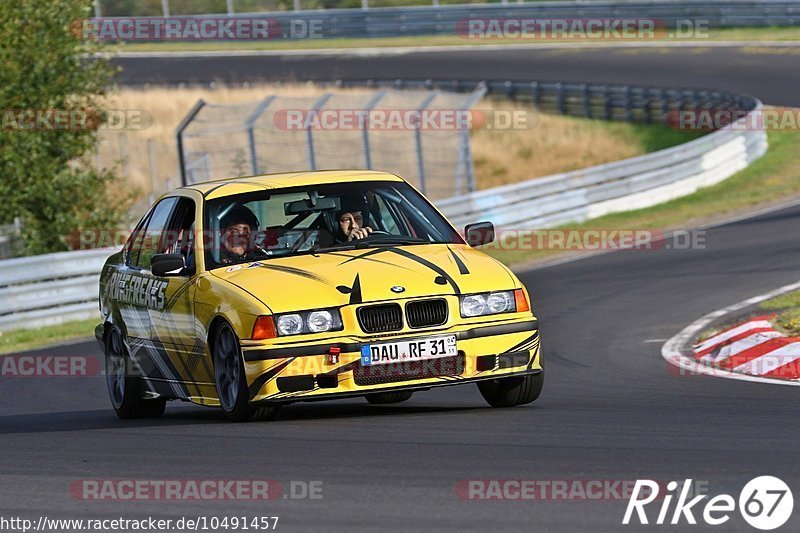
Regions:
[[96, 170, 542, 421]]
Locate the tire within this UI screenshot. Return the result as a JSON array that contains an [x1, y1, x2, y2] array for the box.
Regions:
[[105, 327, 166, 419], [212, 321, 281, 422], [365, 390, 414, 404], [477, 371, 544, 408]]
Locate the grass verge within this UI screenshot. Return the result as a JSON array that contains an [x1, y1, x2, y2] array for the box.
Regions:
[[115, 26, 800, 53], [760, 290, 800, 337], [699, 289, 800, 342], [0, 318, 99, 355]]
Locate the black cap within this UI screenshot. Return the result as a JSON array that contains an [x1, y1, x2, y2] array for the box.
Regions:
[[220, 204, 259, 229]]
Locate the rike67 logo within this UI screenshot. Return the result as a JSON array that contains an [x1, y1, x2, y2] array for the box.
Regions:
[[623, 477, 793, 530]]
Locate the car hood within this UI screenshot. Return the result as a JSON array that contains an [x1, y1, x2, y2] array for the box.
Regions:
[[210, 244, 517, 314]]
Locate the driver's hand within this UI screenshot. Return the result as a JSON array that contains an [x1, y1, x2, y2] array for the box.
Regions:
[[348, 226, 373, 241]]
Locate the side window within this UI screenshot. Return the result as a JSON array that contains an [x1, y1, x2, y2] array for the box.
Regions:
[[125, 210, 152, 267], [133, 197, 178, 270], [165, 198, 197, 272], [372, 193, 401, 234]]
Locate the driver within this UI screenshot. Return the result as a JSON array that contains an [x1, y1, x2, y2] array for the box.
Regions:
[[219, 204, 260, 264], [334, 195, 375, 243]]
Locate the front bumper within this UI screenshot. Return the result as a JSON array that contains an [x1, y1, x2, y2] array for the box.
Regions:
[[240, 317, 541, 403]]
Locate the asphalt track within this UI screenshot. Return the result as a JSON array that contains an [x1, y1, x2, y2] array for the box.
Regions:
[[114, 45, 800, 106], [0, 46, 799, 532]]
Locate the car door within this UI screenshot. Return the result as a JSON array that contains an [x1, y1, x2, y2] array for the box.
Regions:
[[147, 196, 211, 399], [120, 196, 183, 397]]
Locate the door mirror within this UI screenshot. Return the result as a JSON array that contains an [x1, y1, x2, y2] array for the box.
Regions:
[[464, 221, 495, 247], [151, 253, 186, 277]]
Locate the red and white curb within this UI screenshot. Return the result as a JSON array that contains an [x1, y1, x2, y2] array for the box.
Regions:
[[662, 280, 800, 386]]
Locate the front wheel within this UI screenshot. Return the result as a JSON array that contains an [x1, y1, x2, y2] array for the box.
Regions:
[[477, 372, 544, 408], [212, 322, 281, 422], [105, 327, 166, 419]]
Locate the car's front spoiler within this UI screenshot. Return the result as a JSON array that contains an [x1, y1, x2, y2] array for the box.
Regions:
[[258, 368, 543, 405]]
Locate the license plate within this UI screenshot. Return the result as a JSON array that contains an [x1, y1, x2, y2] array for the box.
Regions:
[[360, 335, 458, 366]]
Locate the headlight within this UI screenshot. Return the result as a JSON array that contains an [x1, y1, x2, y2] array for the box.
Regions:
[[487, 291, 515, 313], [460, 290, 517, 318], [460, 294, 487, 317], [277, 314, 304, 336], [307, 310, 334, 333], [276, 308, 343, 336]]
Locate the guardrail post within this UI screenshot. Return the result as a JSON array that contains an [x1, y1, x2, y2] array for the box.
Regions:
[[361, 0, 369, 10], [531, 82, 541, 107], [245, 95, 276, 175], [361, 91, 386, 170], [227, 0, 234, 15], [624, 86, 633, 121], [556, 83, 566, 114], [582, 84, 591, 118], [414, 91, 438, 194], [293, 0, 301, 11], [660, 89, 670, 122], [93, 0, 101, 17], [175, 99, 206, 187], [306, 93, 333, 171], [603, 86, 612, 120], [161, 0, 170, 17]]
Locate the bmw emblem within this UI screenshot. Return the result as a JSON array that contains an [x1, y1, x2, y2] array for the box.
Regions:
[[390, 285, 405, 293]]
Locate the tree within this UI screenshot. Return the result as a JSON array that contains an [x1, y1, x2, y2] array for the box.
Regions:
[[0, 0, 132, 255]]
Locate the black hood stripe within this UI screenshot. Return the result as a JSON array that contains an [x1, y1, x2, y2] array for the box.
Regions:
[[448, 247, 470, 275], [252, 263, 331, 285], [349, 273, 363, 305], [387, 248, 461, 294]]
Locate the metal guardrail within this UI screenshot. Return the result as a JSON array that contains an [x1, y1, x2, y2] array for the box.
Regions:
[[0, 77, 766, 332], [95, 1, 800, 35], [0, 248, 114, 332], [338, 79, 767, 231], [438, 111, 767, 229]]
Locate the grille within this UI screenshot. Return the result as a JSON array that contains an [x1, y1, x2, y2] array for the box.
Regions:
[[357, 303, 403, 333], [406, 299, 448, 328], [353, 353, 464, 386]]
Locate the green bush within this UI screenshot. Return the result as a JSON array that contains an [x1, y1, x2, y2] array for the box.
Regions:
[[0, 0, 133, 255]]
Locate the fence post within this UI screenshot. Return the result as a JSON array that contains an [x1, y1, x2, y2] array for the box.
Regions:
[[307, 93, 333, 171], [245, 95, 276, 175], [148, 138, 158, 203], [459, 84, 487, 194], [175, 99, 206, 186], [227, 0, 234, 15], [161, 0, 170, 17], [118, 133, 128, 180], [93, 0, 101, 17], [361, 91, 386, 170], [414, 91, 438, 195]]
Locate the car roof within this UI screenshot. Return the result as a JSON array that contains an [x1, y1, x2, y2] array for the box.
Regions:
[[182, 170, 406, 200]]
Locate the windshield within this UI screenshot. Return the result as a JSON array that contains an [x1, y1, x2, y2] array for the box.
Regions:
[[203, 180, 463, 270]]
